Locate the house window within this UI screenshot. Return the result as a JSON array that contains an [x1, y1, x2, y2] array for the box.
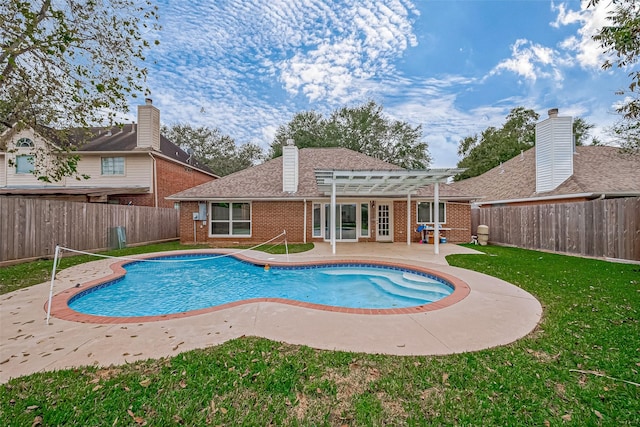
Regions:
[[417, 202, 446, 223], [101, 157, 125, 175], [312, 203, 322, 237], [16, 137, 34, 148], [210, 202, 251, 236], [360, 203, 369, 237], [16, 155, 35, 174]]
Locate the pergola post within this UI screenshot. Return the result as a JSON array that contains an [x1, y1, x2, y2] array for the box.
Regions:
[[331, 181, 336, 254], [434, 182, 440, 255]]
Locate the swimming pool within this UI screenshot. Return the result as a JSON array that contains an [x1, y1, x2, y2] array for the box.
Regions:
[[66, 255, 455, 318]]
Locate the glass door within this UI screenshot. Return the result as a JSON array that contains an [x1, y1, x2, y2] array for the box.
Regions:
[[324, 203, 357, 241]]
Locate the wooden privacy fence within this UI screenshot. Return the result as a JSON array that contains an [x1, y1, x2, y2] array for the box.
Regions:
[[471, 197, 640, 261], [0, 197, 180, 263]]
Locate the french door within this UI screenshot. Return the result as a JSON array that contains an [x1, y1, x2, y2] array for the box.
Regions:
[[376, 203, 392, 242]]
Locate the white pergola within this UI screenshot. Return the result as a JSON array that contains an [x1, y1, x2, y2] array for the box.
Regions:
[[315, 168, 465, 255]]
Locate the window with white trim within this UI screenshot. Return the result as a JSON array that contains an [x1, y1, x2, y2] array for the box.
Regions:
[[360, 203, 369, 237], [312, 203, 322, 237], [417, 202, 446, 223], [16, 155, 35, 174], [210, 202, 251, 236], [101, 157, 125, 175]]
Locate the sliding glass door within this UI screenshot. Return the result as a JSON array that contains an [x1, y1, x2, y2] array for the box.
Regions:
[[324, 203, 357, 241]]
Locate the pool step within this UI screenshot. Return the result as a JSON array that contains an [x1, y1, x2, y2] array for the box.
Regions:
[[322, 269, 451, 301], [368, 277, 447, 303]]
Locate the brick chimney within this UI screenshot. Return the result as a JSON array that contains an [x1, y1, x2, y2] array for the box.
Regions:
[[282, 139, 299, 193], [137, 98, 160, 151]]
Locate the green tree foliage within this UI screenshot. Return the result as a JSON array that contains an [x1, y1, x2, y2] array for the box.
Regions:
[[0, 0, 159, 180], [162, 123, 264, 176], [269, 101, 431, 169], [455, 107, 539, 181], [456, 109, 600, 181], [573, 117, 601, 146], [590, 0, 640, 151]]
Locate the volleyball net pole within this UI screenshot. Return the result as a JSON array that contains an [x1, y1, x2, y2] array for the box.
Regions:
[[283, 230, 289, 262], [46, 245, 61, 325]]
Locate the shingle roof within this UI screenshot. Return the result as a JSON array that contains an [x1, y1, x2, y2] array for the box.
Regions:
[[76, 124, 216, 176], [168, 147, 468, 200], [450, 146, 640, 203]]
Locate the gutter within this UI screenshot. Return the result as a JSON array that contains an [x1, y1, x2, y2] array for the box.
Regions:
[[474, 191, 640, 207]]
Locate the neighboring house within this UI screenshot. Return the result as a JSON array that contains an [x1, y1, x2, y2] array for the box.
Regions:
[[168, 143, 472, 251], [451, 109, 640, 206], [0, 99, 217, 207]]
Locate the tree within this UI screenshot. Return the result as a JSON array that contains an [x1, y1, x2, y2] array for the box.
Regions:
[[0, 0, 159, 180], [455, 107, 539, 180], [455, 109, 601, 180], [573, 117, 600, 146], [162, 123, 263, 176], [590, 0, 640, 151], [269, 111, 328, 158], [269, 101, 431, 169]]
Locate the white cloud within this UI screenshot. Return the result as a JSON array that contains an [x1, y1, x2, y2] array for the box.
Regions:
[[489, 39, 560, 82], [552, 1, 614, 69]]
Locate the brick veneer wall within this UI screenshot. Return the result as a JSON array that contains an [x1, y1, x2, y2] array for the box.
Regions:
[[393, 201, 471, 243], [180, 199, 471, 245], [112, 157, 215, 208]]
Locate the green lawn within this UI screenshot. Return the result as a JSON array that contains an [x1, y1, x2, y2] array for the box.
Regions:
[[1, 245, 638, 425]]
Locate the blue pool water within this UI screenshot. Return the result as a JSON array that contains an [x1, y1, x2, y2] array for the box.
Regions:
[[68, 255, 454, 317]]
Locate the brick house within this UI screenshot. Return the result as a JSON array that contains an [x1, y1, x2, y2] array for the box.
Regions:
[[168, 143, 472, 252], [0, 99, 217, 207]]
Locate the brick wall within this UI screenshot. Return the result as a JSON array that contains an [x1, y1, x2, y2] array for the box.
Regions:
[[112, 157, 215, 208], [393, 200, 471, 243], [155, 157, 214, 208], [179, 200, 472, 245]]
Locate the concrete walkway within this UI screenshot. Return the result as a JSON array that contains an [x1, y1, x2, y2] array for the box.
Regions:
[[0, 243, 542, 384]]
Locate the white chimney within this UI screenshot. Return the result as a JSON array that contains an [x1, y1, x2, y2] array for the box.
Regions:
[[137, 98, 160, 151], [282, 139, 299, 193], [535, 108, 574, 193]]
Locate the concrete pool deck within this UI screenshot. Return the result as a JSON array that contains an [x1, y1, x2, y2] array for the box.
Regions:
[[0, 243, 542, 384]]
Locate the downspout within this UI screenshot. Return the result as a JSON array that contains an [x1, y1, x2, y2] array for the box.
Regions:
[[148, 152, 158, 208], [303, 199, 307, 243]]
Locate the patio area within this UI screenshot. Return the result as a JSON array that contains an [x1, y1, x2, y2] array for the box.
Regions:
[[0, 242, 542, 384]]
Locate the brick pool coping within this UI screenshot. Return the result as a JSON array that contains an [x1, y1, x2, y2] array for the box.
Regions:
[[47, 251, 471, 324]]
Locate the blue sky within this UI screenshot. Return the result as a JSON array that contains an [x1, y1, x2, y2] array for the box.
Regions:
[[136, 0, 626, 167]]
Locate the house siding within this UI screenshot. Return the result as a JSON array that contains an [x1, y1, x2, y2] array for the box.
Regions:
[[73, 154, 152, 189], [179, 200, 471, 245], [1, 128, 215, 207], [0, 155, 5, 187], [114, 157, 214, 208]]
